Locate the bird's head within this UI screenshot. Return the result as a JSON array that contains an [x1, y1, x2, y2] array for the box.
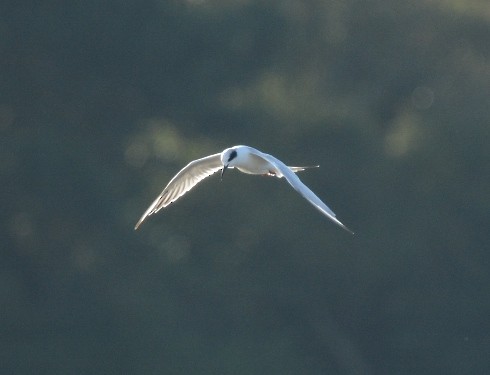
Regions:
[[220, 147, 239, 179]]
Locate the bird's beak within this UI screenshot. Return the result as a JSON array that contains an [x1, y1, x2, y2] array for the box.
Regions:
[[221, 165, 228, 180]]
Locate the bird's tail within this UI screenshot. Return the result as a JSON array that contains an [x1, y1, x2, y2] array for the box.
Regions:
[[288, 165, 320, 173]]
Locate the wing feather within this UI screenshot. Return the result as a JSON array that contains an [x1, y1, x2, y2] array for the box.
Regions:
[[257, 152, 353, 233], [135, 153, 222, 229]]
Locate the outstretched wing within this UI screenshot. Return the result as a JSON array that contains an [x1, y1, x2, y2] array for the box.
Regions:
[[135, 153, 222, 229], [258, 152, 353, 234]]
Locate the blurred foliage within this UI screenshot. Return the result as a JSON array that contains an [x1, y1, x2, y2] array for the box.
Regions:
[[1, 0, 489, 374]]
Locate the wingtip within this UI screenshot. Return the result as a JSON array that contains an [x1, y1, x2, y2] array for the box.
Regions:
[[341, 223, 355, 235], [335, 220, 354, 235], [134, 216, 145, 230]]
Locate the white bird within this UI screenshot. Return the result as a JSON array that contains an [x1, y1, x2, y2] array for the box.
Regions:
[[135, 145, 353, 233]]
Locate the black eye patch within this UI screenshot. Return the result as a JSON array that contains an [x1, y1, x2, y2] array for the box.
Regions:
[[227, 150, 237, 162]]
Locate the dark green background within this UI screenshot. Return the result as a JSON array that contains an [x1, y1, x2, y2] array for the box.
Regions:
[[1, 1, 489, 374]]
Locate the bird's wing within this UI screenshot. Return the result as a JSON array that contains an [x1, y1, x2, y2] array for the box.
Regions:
[[257, 152, 353, 234], [135, 153, 222, 229]]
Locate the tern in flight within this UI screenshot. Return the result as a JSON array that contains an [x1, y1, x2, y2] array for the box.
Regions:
[[135, 145, 353, 233]]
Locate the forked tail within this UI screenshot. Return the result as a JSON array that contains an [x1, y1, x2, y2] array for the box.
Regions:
[[288, 165, 320, 173]]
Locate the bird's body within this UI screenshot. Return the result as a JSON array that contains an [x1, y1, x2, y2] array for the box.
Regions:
[[135, 145, 352, 233], [229, 147, 279, 175]]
